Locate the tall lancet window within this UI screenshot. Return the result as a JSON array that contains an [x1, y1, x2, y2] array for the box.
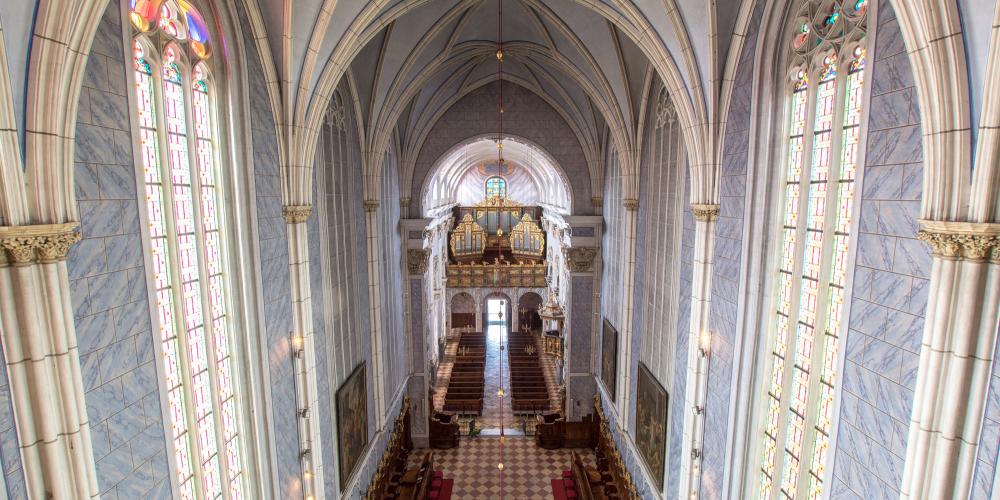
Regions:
[[758, 1, 868, 498], [130, 1, 246, 498]]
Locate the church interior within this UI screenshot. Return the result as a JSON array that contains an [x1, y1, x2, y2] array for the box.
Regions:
[[0, 0, 999, 498]]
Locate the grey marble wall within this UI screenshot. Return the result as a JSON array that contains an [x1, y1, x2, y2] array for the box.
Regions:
[[237, 5, 299, 498], [974, 323, 1000, 497], [570, 275, 595, 374], [66, 4, 171, 498], [665, 166, 695, 500], [376, 150, 407, 401], [0, 344, 22, 498], [600, 147, 624, 369], [702, 2, 764, 495], [829, 2, 929, 497], [411, 82, 593, 215]]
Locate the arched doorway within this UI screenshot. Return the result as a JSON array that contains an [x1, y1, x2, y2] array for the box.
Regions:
[[449, 292, 476, 331], [518, 292, 544, 333], [482, 292, 512, 338]]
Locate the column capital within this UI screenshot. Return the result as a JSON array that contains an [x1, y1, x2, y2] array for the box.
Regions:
[[916, 220, 1000, 263], [281, 204, 313, 224], [565, 246, 598, 273], [623, 198, 639, 211], [591, 196, 603, 209], [400, 197, 411, 210], [691, 203, 720, 222], [0, 222, 81, 266], [407, 248, 429, 275], [364, 200, 380, 213]]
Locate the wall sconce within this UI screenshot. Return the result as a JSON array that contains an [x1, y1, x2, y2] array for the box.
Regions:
[[290, 334, 305, 358], [299, 407, 311, 419], [300, 449, 312, 460], [698, 331, 712, 357], [692, 405, 704, 415], [691, 448, 702, 460]]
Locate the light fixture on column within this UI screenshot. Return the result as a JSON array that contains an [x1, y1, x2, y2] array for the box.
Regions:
[[698, 330, 712, 357]]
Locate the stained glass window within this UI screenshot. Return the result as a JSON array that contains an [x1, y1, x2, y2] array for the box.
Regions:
[[485, 176, 507, 198], [131, 2, 245, 498], [758, 2, 867, 498]]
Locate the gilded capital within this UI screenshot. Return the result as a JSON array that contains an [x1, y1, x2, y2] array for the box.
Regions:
[[623, 198, 639, 211], [917, 220, 1000, 263], [565, 246, 598, 273], [407, 248, 429, 274], [691, 203, 721, 222], [0, 223, 81, 266], [364, 200, 380, 213], [281, 205, 313, 224], [591, 196, 603, 209]]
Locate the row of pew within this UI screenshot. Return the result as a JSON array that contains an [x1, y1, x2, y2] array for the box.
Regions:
[[507, 331, 550, 413], [443, 331, 485, 415]]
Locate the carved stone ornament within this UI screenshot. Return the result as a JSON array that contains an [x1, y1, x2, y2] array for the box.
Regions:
[[0, 222, 82, 266], [592, 196, 604, 209], [364, 200, 380, 213], [691, 203, 721, 222], [281, 205, 313, 224], [623, 198, 639, 211], [565, 246, 598, 273], [407, 248, 429, 274], [916, 220, 1000, 263]]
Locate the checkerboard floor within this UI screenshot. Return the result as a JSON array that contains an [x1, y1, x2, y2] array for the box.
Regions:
[[409, 436, 595, 499]]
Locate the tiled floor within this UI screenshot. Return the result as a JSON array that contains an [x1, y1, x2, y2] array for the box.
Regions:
[[409, 436, 596, 499]]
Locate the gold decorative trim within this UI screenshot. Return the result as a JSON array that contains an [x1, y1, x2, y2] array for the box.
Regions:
[[917, 220, 1000, 262], [363, 200, 380, 213], [281, 205, 313, 224], [691, 203, 721, 222], [591, 196, 603, 209], [623, 198, 639, 211], [406, 248, 429, 275], [565, 246, 598, 273], [400, 197, 411, 210], [0, 223, 81, 266]]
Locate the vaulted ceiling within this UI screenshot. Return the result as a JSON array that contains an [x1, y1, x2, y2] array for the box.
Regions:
[[254, 0, 742, 193]]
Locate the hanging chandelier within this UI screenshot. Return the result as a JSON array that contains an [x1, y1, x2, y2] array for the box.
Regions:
[[495, 0, 506, 494]]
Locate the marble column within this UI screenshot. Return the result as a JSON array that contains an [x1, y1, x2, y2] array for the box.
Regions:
[[565, 246, 598, 421], [616, 199, 640, 425], [364, 200, 387, 428], [901, 221, 1000, 499], [282, 205, 324, 500], [405, 246, 429, 447], [0, 223, 99, 499], [680, 204, 719, 500]]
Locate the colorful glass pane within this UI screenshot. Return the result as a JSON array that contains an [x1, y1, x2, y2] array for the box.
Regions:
[[486, 176, 507, 198]]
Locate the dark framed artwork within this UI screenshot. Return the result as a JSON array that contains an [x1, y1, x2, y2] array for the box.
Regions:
[[636, 362, 669, 490], [336, 362, 369, 490], [600, 318, 618, 401]]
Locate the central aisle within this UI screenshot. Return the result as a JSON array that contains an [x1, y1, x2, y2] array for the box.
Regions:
[[480, 323, 514, 429], [409, 437, 596, 498]]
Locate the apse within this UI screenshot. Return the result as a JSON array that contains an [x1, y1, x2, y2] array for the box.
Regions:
[[421, 136, 573, 216]]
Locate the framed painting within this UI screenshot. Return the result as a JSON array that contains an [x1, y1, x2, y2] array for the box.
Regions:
[[636, 362, 669, 490], [600, 318, 618, 401], [337, 362, 369, 490]]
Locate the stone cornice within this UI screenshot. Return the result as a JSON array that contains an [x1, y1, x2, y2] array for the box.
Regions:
[[691, 203, 721, 222], [917, 220, 1000, 263], [565, 246, 598, 273], [0, 222, 81, 266], [281, 205, 313, 224]]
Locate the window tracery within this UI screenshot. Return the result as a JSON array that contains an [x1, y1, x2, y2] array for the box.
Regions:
[[758, 1, 867, 498], [486, 175, 507, 198], [130, 1, 246, 498]]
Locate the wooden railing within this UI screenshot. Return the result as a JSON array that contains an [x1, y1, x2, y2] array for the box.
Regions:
[[446, 262, 547, 287]]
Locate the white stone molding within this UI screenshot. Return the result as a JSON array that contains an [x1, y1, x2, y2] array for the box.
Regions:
[[679, 215, 717, 500], [364, 205, 388, 429], [0, 222, 98, 498], [902, 220, 1000, 499], [615, 205, 639, 427]]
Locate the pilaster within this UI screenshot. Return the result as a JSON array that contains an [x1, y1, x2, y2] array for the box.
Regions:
[[281, 204, 325, 500], [902, 220, 1000, 499], [0, 222, 99, 499], [680, 204, 719, 500]]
